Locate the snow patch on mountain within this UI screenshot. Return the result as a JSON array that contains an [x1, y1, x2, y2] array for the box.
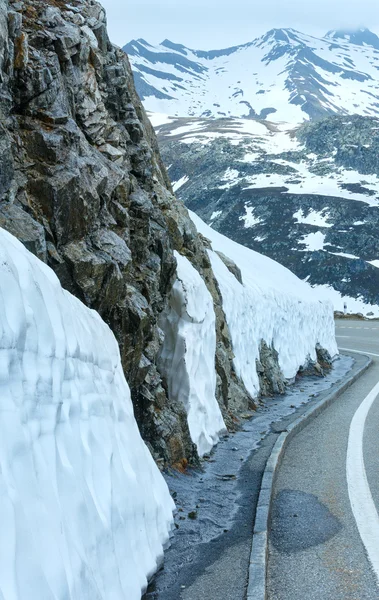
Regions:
[[240, 206, 263, 228], [300, 231, 327, 251], [148, 112, 175, 127], [158, 252, 226, 457], [172, 175, 189, 192], [294, 208, 333, 228], [156, 115, 379, 207], [210, 210, 223, 221], [189, 212, 338, 398], [0, 228, 174, 600], [331, 251, 360, 259], [126, 28, 379, 122]]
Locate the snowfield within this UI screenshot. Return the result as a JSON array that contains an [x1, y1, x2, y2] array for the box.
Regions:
[[155, 115, 379, 207], [154, 112, 379, 314], [310, 284, 379, 318], [159, 252, 226, 456], [0, 228, 174, 600], [190, 212, 338, 398], [126, 28, 379, 123]]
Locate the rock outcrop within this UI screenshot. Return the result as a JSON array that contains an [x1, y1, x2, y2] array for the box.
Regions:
[[0, 0, 255, 464], [0, 0, 334, 466]]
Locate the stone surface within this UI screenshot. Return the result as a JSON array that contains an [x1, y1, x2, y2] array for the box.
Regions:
[[0, 0, 253, 465], [0, 0, 326, 464], [215, 250, 243, 284], [257, 341, 286, 397]]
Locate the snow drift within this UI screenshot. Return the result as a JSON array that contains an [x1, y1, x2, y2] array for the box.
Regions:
[[0, 228, 174, 600], [159, 252, 226, 456], [190, 211, 338, 398]]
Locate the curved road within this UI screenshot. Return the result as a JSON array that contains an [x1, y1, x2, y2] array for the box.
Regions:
[[267, 319, 379, 599]]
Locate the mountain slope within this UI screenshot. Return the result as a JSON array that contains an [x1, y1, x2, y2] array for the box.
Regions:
[[0, 0, 248, 466], [155, 113, 379, 314], [125, 28, 379, 122]]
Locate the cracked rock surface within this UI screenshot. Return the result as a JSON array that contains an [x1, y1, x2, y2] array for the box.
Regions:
[[0, 0, 260, 464]]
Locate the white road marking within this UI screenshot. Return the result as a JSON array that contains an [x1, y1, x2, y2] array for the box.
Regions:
[[338, 347, 379, 358], [347, 379, 379, 584], [336, 335, 352, 339], [336, 327, 379, 330]]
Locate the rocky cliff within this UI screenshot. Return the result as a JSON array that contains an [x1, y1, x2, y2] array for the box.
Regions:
[[0, 0, 336, 468], [0, 0, 257, 465]]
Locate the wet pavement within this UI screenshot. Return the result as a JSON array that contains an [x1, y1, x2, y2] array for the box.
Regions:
[[145, 355, 353, 600]]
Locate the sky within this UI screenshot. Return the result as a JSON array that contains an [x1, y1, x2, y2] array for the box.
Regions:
[[101, 0, 379, 50]]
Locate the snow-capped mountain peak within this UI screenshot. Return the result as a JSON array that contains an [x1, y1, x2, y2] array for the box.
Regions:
[[325, 27, 379, 49], [258, 27, 305, 45], [125, 28, 379, 122]]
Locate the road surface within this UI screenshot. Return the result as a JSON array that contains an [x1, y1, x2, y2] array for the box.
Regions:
[[267, 319, 379, 599]]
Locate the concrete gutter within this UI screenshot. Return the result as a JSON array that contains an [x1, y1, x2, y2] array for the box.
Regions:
[[246, 351, 372, 600]]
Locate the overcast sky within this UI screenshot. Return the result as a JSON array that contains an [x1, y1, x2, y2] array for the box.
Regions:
[[101, 0, 379, 49]]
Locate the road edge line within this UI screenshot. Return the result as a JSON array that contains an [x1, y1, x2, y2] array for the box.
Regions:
[[346, 379, 379, 581], [246, 351, 372, 600]]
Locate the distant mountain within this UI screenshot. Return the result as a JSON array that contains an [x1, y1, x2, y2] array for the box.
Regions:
[[125, 28, 379, 314], [326, 28, 379, 49], [153, 113, 379, 314], [124, 28, 379, 122]]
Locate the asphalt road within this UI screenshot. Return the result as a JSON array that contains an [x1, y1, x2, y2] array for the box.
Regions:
[[267, 319, 379, 600], [145, 339, 353, 600]]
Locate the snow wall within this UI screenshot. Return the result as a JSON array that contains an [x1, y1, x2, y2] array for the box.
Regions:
[[0, 228, 174, 600], [158, 214, 337, 459], [190, 211, 338, 399], [158, 252, 226, 457]]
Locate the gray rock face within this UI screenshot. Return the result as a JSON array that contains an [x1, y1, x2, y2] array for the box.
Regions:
[[0, 0, 327, 465], [215, 251, 243, 285], [0, 0, 185, 464], [0, 0, 256, 464], [257, 341, 286, 397]]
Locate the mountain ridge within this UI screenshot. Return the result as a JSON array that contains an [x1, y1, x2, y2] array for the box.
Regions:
[[129, 26, 379, 57], [125, 27, 379, 122]]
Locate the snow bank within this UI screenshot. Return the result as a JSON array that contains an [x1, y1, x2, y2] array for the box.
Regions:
[[0, 228, 174, 600], [190, 212, 338, 398], [158, 252, 226, 456]]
